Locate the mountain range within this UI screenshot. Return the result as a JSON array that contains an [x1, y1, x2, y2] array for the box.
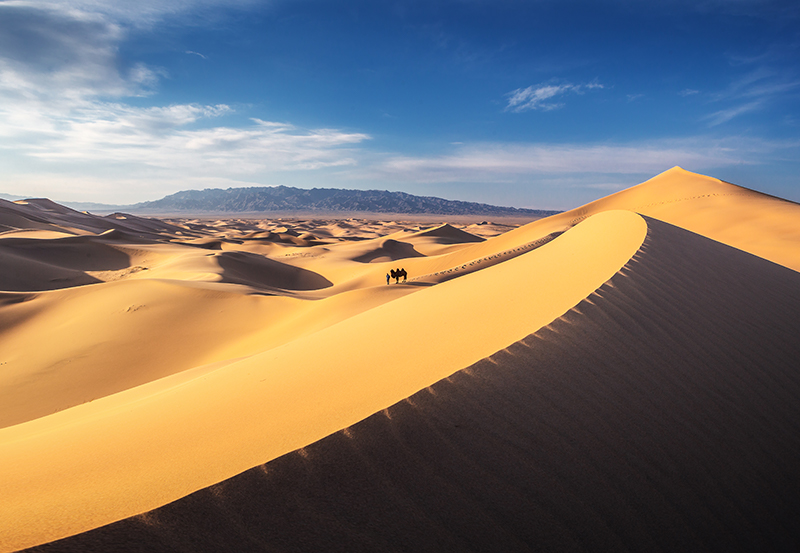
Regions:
[[59, 186, 558, 217]]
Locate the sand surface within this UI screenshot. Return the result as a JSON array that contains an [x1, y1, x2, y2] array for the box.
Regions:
[[23, 216, 800, 553], [1, 167, 799, 551]]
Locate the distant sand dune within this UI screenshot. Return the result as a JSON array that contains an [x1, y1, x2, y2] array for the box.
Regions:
[[216, 251, 333, 291], [352, 239, 424, 263], [22, 217, 800, 553], [405, 222, 485, 244]]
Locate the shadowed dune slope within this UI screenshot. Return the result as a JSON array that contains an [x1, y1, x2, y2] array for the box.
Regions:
[[23, 217, 800, 553], [351, 238, 424, 263], [216, 251, 333, 290], [0, 251, 103, 291]]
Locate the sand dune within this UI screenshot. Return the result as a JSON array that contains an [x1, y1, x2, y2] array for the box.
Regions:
[[1, 199, 187, 240], [556, 166, 800, 271], [0, 210, 645, 551], [351, 238, 424, 263], [1, 168, 799, 551], [24, 217, 800, 553]]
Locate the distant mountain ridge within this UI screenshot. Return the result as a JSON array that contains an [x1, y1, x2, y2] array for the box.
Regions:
[[126, 186, 558, 216]]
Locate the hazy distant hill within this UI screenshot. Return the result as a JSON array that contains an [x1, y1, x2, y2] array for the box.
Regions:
[[129, 186, 558, 217]]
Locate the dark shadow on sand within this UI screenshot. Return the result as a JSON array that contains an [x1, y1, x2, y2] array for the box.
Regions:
[[217, 251, 333, 291]]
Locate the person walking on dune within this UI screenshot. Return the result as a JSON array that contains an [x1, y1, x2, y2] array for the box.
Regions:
[[386, 272, 390, 285]]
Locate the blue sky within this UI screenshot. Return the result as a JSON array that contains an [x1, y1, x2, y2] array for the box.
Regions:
[[0, 0, 798, 209]]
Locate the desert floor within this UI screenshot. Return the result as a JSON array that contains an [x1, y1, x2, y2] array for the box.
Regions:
[[1, 167, 799, 552]]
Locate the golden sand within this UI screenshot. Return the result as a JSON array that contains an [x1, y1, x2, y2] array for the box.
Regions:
[[1, 168, 799, 551]]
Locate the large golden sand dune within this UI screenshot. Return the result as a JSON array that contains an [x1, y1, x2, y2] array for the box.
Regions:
[[1, 168, 799, 552]]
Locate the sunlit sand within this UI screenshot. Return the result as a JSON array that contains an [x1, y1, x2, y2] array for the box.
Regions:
[[1, 168, 799, 552]]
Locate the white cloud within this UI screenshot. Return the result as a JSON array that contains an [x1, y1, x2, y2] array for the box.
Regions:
[[348, 136, 800, 209], [0, 3, 159, 102], [704, 101, 764, 126], [1, 0, 262, 27], [703, 64, 800, 126], [3, 98, 370, 170], [505, 81, 603, 112], [365, 137, 787, 184], [0, 0, 372, 202]]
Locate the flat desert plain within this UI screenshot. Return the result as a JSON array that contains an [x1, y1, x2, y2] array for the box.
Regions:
[[2, 167, 800, 552]]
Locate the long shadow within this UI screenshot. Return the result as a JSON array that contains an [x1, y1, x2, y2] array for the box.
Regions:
[[0, 235, 130, 272], [353, 239, 425, 263], [217, 251, 333, 291], [0, 250, 105, 291]]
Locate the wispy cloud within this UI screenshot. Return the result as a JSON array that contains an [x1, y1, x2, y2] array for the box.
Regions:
[[365, 137, 789, 184], [185, 50, 207, 59], [505, 81, 604, 112], [703, 62, 800, 126], [0, 3, 163, 102], [704, 100, 764, 126], [2, 0, 262, 27], [348, 135, 800, 209], [0, 0, 370, 202], [2, 98, 370, 169]]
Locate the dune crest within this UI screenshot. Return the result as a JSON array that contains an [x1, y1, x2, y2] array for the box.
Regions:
[[572, 166, 800, 271]]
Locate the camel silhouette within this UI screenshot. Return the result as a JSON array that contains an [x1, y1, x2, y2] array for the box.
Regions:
[[389, 268, 407, 283]]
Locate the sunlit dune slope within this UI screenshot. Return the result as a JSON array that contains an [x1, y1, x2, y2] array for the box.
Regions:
[[0, 210, 646, 552], [0, 280, 424, 429], [565, 166, 800, 271], [424, 166, 800, 275], [32, 216, 800, 553]]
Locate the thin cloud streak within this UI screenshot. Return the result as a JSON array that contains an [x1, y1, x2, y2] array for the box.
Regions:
[[2, 0, 262, 27], [367, 138, 789, 184], [703, 64, 800, 126], [505, 81, 604, 112], [705, 101, 764, 126]]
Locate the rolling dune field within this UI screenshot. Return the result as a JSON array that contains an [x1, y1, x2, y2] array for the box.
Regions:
[[1, 168, 799, 552]]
